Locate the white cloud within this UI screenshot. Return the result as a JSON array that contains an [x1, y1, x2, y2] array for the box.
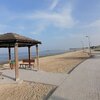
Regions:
[[0, 3, 76, 34], [66, 18, 100, 47], [88, 19, 100, 27], [27, 6, 76, 29], [31, 23, 47, 34], [81, 19, 100, 35], [91, 33, 100, 46], [82, 19, 100, 30], [49, 0, 58, 10]]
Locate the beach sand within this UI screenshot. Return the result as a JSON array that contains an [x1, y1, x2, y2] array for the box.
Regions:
[[0, 82, 55, 100], [2, 50, 90, 73], [2, 50, 89, 73], [38, 50, 90, 73], [0, 50, 90, 100]]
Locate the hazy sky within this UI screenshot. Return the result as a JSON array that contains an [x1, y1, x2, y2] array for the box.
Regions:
[[0, 0, 100, 51]]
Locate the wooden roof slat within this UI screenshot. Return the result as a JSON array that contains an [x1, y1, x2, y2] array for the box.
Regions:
[[0, 32, 41, 47]]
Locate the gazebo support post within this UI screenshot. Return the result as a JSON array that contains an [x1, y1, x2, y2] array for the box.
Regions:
[[14, 43, 19, 81], [8, 47, 11, 69], [36, 44, 39, 70], [28, 46, 31, 68]]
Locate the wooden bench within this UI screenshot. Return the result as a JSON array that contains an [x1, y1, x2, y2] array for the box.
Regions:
[[20, 59, 35, 69]]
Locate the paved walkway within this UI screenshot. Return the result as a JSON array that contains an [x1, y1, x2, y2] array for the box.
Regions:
[[20, 70, 67, 86], [1, 52, 100, 100], [0, 69, 67, 86], [49, 54, 100, 100]]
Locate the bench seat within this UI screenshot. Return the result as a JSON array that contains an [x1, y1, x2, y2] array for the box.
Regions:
[[19, 59, 35, 69]]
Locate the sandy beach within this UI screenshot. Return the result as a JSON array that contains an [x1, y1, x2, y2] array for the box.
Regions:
[[2, 50, 89, 73], [0, 50, 90, 100], [38, 50, 90, 73], [0, 81, 55, 100]]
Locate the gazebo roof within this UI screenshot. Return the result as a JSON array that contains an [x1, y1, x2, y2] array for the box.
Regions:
[[0, 33, 41, 48]]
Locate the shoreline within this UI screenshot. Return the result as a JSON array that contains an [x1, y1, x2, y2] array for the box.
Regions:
[[0, 50, 76, 65], [0, 50, 90, 100], [0, 50, 89, 74]]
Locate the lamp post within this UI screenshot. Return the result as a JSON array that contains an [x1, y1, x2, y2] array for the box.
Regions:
[[81, 41, 84, 52], [86, 36, 91, 55]]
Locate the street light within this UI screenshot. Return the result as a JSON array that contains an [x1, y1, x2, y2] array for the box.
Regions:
[[81, 41, 84, 52], [86, 36, 91, 55]]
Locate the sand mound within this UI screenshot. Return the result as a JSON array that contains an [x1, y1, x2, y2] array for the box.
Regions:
[[0, 82, 55, 100]]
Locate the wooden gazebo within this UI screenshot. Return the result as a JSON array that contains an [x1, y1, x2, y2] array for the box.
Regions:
[[0, 33, 41, 81]]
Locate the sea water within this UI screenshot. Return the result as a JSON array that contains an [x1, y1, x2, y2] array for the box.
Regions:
[[0, 50, 67, 64]]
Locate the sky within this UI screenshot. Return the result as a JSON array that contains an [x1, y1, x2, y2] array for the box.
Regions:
[[0, 0, 100, 51]]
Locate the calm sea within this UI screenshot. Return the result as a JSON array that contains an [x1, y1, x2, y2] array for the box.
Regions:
[[0, 50, 67, 64]]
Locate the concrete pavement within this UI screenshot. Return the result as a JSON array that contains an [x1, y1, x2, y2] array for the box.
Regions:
[[1, 52, 100, 100], [49, 54, 100, 100], [0, 69, 67, 86]]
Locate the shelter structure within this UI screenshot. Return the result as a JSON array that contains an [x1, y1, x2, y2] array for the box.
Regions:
[[0, 33, 41, 81]]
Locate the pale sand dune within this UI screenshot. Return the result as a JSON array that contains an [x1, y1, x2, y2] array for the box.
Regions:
[[0, 82, 55, 100], [38, 51, 90, 73]]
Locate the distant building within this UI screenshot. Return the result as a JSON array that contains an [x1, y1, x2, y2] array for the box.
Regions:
[[69, 48, 81, 51]]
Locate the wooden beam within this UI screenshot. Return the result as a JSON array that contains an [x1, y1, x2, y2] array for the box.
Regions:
[[36, 44, 39, 69], [14, 43, 19, 81], [8, 47, 11, 69], [28, 46, 31, 68]]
